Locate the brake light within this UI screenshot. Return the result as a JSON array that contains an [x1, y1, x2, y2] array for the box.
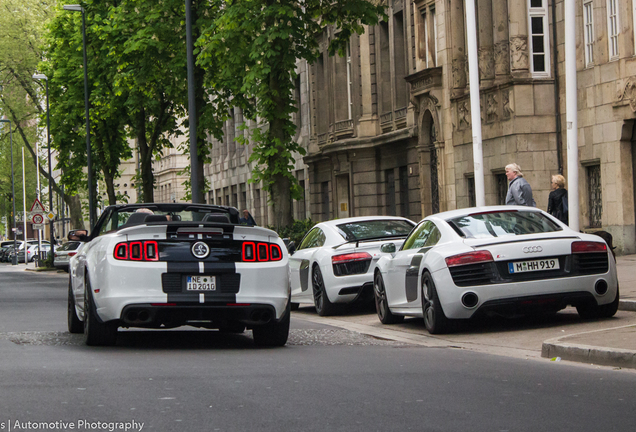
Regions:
[[571, 241, 607, 254], [332, 252, 373, 264], [113, 241, 161, 262], [68, 252, 77, 257], [445, 250, 494, 267], [242, 241, 283, 262]]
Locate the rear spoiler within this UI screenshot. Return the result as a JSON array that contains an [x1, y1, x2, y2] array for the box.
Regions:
[[332, 235, 409, 250]]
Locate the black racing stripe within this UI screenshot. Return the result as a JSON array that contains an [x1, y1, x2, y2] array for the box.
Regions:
[[405, 255, 424, 302]]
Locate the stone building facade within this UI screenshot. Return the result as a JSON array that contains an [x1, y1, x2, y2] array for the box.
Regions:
[[301, 0, 636, 254]]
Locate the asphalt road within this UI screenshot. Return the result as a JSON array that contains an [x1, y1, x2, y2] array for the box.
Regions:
[[1, 265, 635, 432]]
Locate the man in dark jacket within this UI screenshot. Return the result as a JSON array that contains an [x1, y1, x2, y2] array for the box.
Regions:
[[505, 163, 536, 207], [239, 209, 257, 226]]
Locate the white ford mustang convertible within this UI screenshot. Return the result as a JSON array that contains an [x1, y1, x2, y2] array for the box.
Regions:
[[373, 206, 619, 334], [67, 203, 290, 346]]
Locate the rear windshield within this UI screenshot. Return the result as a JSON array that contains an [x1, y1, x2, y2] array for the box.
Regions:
[[335, 219, 414, 242], [447, 210, 562, 239]]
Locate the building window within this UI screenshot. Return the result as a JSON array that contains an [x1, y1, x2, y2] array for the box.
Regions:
[[497, 174, 508, 205], [528, 0, 550, 75], [467, 176, 476, 208], [583, 0, 594, 66], [399, 166, 409, 218], [385, 169, 396, 216], [587, 164, 603, 228], [298, 179, 307, 221], [321, 181, 330, 221], [416, 4, 436, 69], [607, 0, 619, 59]]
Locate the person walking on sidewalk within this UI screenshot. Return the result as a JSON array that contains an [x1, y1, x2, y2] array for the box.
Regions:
[[505, 163, 536, 207], [547, 174, 568, 224]]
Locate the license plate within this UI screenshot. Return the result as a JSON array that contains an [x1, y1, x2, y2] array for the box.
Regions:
[[186, 275, 217, 290], [508, 259, 560, 274]]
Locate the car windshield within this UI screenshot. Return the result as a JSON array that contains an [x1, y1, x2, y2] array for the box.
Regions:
[[447, 210, 562, 239], [335, 219, 414, 242]]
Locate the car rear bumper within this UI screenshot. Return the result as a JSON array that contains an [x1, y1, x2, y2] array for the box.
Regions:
[[119, 303, 281, 328], [433, 267, 618, 319]]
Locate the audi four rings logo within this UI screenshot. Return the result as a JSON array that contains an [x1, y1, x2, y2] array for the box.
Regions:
[[523, 246, 543, 253]]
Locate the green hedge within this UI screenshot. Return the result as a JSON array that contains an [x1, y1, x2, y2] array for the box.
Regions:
[[268, 219, 316, 246]]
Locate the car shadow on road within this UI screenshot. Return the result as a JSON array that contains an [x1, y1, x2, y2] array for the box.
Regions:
[[114, 329, 260, 350]]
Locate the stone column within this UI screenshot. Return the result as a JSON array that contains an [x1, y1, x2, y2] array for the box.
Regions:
[[450, 0, 467, 95], [357, 25, 380, 137], [492, 0, 510, 78], [508, 0, 529, 76], [477, 0, 495, 83]]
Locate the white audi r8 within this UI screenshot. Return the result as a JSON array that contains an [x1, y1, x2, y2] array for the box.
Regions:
[[373, 206, 619, 334], [289, 216, 416, 315], [67, 203, 290, 346]]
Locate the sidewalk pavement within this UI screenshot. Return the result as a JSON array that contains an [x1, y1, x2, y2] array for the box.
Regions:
[[541, 254, 636, 368]]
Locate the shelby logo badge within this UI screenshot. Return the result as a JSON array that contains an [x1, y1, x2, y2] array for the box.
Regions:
[[192, 241, 210, 259]]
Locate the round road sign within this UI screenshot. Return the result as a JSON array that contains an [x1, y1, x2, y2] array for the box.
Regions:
[[32, 214, 44, 224]]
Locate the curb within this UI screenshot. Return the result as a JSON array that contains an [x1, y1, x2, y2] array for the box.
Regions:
[[619, 299, 636, 312], [541, 325, 636, 369]]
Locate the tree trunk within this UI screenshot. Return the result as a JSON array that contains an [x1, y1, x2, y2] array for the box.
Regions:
[[103, 169, 117, 205], [65, 194, 85, 231], [193, 0, 206, 203], [135, 108, 154, 203], [268, 71, 293, 228]]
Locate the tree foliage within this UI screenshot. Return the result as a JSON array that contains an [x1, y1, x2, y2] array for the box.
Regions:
[[197, 0, 385, 227]]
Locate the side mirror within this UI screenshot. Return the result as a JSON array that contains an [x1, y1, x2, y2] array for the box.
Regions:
[[68, 229, 89, 242], [380, 243, 396, 253]]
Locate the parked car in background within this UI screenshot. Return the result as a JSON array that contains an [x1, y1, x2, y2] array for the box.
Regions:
[[18, 243, 50, 263], [54, 241, 82, 272], [289, 216, 416, 316], [67, 203, 290, 347], [0, 245, 14, 262], [372, 206, 620, 334]]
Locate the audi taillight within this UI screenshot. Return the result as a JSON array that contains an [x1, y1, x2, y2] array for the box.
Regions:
[[571, 241, 607, 254], [114, 241, 160, 261], [332, 252, 372, 264], [68, 252, 77, 257], [242, 242, 283, 262], [445, 250, 494, 267]]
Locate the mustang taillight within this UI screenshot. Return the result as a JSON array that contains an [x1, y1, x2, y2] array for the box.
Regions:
[[571, 241, 607, 254], [114, 240, 159, 262], [445, 250, 494, 267], [242, 242, 283, 262], [332, 252, 372, 264]]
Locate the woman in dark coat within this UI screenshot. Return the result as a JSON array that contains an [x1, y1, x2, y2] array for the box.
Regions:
[[547, 174, 568, 224]]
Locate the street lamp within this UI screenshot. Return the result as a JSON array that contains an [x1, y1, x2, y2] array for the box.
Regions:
[[32, 73, 55, 259], [63, 4, 95, 230], [0, 118, 18, 265]]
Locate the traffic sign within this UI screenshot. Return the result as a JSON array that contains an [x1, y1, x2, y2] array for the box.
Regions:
[[46, 212, 55, 220], [32, 214, 44, 225], [33, 223, 44, 230], [30, 198, 46, 213]]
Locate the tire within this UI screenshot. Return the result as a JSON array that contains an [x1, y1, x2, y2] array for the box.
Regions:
[[83, 276, 118, 346], [252, 303, 290, 347], [67, 279, 83, 334], [312, 265, 337, 316], [374, 271, 404, 324], [422, 272, 452, 334], [577, 285, 620, 319]]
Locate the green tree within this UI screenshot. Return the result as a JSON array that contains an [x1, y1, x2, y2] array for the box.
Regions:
[[0, 0, 78, 230], [197, 0, 385, 227]]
